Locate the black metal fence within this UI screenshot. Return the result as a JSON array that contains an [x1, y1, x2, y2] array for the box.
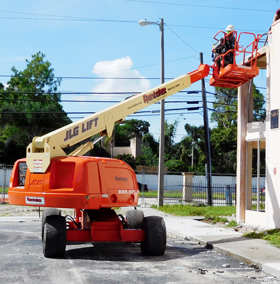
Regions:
[[140, 183, 266, 207], [160, 183, 237, 206]]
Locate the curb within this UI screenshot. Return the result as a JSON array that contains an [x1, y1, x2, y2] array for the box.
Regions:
[[262, 263, 280, 278], [189, 235, 262, 268]]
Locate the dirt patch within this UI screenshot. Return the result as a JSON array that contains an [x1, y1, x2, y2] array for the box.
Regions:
[[201, 217, 259, 235], [0, 204, 74, 217]]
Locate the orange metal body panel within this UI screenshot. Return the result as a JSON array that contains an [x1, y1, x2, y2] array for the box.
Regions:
[[8, 156, 139, 209], [189, 64, 210, 84]]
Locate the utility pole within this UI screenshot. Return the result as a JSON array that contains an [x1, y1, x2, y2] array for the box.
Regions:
[[200, 52, 212, 206]]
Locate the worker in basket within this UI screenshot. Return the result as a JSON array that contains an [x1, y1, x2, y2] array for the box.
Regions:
[[212, 24, 236, 69]]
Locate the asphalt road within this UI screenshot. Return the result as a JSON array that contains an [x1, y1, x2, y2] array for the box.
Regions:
[[0, 221, 278, 284]]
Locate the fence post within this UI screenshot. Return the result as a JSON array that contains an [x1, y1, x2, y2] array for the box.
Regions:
[[1, 165, 7, 204], [224, 184, 232, 206], [182, 172, 194, 202], [3, 165, 6, 203], [140, 168, 145, 206]]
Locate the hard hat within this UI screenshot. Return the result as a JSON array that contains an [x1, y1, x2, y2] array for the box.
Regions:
[[226, 25, 234, 32]]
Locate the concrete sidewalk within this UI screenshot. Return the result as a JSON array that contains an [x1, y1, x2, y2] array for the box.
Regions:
[[135, 198, 280, 279]]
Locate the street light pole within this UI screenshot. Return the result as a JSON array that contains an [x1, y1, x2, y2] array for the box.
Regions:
[[158, 18, 165, 207], [139, 18, 165, 207]]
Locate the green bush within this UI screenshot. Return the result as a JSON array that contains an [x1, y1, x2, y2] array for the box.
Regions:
[[135, 155, 148, 166]]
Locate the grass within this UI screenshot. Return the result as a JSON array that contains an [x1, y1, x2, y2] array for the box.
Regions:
[[227, 220, 238, 227], [244, 229, 280, 249], [0, 187, 8, 194], [141, 190, 238, 201], [151, 203, 236, 218], [211, 216, 228, 224], [252, 204, 265, 210]]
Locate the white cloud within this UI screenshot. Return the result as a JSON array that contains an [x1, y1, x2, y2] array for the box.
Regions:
[[91, 56, 151, 95]]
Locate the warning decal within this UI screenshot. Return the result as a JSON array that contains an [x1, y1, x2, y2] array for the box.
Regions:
[[33, 160, 43, 173]]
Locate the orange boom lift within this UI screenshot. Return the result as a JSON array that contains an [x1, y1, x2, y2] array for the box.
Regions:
[[9, 64, 209, 258], [8, 30, 262, 258]]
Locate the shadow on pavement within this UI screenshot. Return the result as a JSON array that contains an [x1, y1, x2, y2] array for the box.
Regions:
[[65, 242, 208, 262]]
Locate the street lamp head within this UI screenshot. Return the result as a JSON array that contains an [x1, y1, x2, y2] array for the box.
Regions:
[[139, 19, 155, 26]]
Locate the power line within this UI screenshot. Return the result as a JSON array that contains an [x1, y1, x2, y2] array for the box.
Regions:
[[165, 24, 199, 54], [169, 24, 266, 33], [0, 9, 268, 33], [0, 56, 196, 81], [0, 97, 250, 106], [0, 16, 137, 23], [0, 15, 266, 33], [0, 10, 117, 20], [0, 72, 268, 92], [126, 0, 276, 13], [0, 75, 172, 80], [0, 89, 202, 96]]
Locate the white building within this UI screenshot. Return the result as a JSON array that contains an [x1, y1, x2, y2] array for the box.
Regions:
[[236, 18, 280, 229]]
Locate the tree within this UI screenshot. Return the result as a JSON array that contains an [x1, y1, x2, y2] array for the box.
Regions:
[[182, 124, 205, 167], [252, 86, 266, 121], [136, 120, 180, 167], [210, 125, 237, 173], [211, 87, 237, 128], [209, 85, 266, 173], [0, 52, 71, 164], [138, 145, 159, 167], [164, 120, 178, 160], [165, 159, 188, 172], [114, 119, 150, 146], [211, 85, 266, 127]]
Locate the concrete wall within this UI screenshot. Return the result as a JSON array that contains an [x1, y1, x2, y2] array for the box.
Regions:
[[0, 168, 13, 188]]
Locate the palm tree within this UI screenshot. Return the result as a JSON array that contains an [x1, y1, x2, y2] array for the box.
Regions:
[[183, 123, 205, 167]]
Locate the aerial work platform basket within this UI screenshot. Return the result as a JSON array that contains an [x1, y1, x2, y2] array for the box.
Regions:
[[209, 31, 262, 88]]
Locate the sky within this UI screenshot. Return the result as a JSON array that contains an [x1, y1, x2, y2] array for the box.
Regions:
[[0, 0, 278, 143]]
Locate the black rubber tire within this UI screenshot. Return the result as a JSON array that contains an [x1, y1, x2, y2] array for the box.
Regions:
[[141, 216, 166, 256], [126, 210, 144, 229], [43, 215, 66, 258], [41, 208, 61, 241]]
